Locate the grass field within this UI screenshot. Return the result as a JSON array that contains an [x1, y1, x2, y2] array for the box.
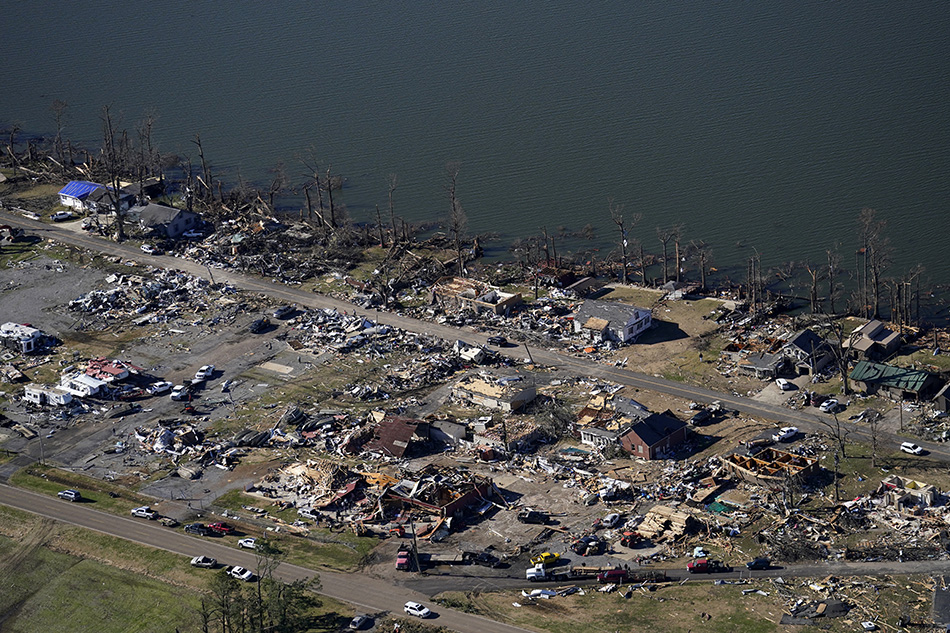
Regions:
[[0, 506, 360, 633], [9, 463, 157, 513]]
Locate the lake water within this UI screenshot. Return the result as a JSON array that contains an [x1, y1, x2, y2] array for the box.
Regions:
[[2, 2, 950, 293]]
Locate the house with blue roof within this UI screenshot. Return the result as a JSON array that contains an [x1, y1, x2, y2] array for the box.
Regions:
[[58, 181, 103, 210]]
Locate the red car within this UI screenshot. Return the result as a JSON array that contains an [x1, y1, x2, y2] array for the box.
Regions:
[[207, 522, 235, 535]]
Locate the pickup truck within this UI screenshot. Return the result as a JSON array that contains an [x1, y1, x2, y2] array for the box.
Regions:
[[396, 545, 414, 571], [687, 558, 733, 573], [517, 509, 549, 525]]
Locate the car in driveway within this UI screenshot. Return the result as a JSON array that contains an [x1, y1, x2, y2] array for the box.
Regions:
[[238, 537, 257, 549], [57, 489, 82, 502], [819, 398, 839, 413], [403, 601, 431, 618], [900, 442, 924, 455], [194, 365, 215, 381], [775, 378, 793, 390], [227, 566, 255, 582], [348, 614, 371, 630], [51, 210, 74, 222], [771, 426, 798, 442], [146, 381, 173, 395], [131, 506, 159, 519], [190, 555, 217, 568]]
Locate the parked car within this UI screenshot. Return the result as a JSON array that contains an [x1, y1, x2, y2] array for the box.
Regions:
[[819, 398, 839, 413], [248, 316, 270, 333], [900, 442, 924, 455], [51, 210, 74, 222], [270, 304, 296, 319], [775, 378, 793, 390], [228, 566, 254, 582], [57, 489, 81, 502], [810, 392, 829, 407], [530, 552, 560, 566], [572, 534, 604, 556], [140, 244, 163, 255], [689, 407, 713, 425], [487, 335, 507, 346], [772, 426, 798, 443], [194, 365, 215, 381], [130, 506, 159, 520], [348, 614, 371, 630], [403, 601, 431, 618], [297, 507, 319, 521], [170, 385, 189, 401], [601, 512, 621, 528], [184, 523, 211, 536], [182, 230, 205, 239], [146, 381, 173, 395], [238, 537, 257, 549], [597, 568, 629, 583], [208, 522, 235, 535], [746, 557, 771, 570], [190, 555, 217, 568], [395, 546, 414, 571]]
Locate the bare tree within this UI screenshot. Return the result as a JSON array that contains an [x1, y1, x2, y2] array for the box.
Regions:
[[858, 208, 890, 318], [657, 226, 676, 284], [672, 224, 685, 283], [50, 100, 68, 177], [192, 133, 214, 202], [691, 239, 712, 292], [610, 199, 640, 285], [100, 105, 127, 241], [387, 173, 398, 247], [804, 260, 825, 314], [826, 245, 842, 314], [446, 162, 467, 277]]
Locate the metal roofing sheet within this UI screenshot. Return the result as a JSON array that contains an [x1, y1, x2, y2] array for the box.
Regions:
[[58, 181, 102, 199]]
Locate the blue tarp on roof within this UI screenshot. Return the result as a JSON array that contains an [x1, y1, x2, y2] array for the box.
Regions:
[[58, 181, 102, 199]]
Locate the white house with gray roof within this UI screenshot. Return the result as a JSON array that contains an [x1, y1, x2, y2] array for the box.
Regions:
[[573, 300, 652, 345]]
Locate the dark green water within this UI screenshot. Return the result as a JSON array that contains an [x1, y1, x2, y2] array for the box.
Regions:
[[2, 2, 949, 286]]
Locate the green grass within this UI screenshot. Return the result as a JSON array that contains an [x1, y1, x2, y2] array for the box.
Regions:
[[9, 463, 157, 514], [211, 490, 379, 571]]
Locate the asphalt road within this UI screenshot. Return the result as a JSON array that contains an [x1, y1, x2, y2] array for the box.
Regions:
[[0, 483, 533, 633], [3, 209, 942, 460]]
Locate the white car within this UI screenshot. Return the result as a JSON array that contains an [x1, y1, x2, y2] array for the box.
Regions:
[[900, 442, 924, 455], [602, 512, 621, 528], [238, 537, 257, 549], [194, 365, 215, 381], [140, 244, 162, 255], [190, 555, 217, 568], [146, 381, 173, 395], [51, 210, 74, 222], [775, 378, 792, 391], [229, 566, 254, 582], [819, 398, 839, 413], [403, 601, 431, 618], [131, 506, 159, 519], [772, 426, 798, 443], [170, 385, 189, 401]]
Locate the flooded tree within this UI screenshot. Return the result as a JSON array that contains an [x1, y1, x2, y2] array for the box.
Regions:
[[609, 198, 639, 284]]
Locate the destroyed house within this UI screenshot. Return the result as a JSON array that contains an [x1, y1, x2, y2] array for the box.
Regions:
[[619, 412, 687, 460], [60, 373, 106, 397], [430, 277, 522, 316], [0, 322, 48, 354], [85, 186, 134, 214], [84, 357, 138, 382], [385, 466, 498, 518], [365, 417, 429, 458], [573, 394, 649, 448], [471, 416, 544, 452], [573, 300, 652, 345], [844, 319, 902, 360], [849, 360, 943, 401], [878, 474, 937, 511], [58, 180, 103, 210], [453, 374, 536, 412], [781, 329, 833, 376], [722, 448, 818, 486], [133, 203, 199, 239]]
